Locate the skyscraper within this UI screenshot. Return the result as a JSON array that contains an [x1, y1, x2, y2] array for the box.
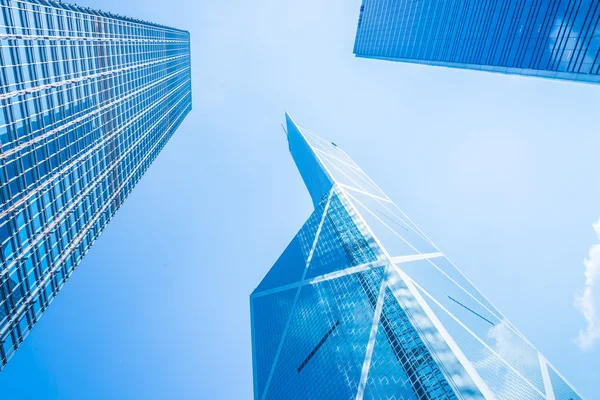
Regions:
[[250, 114, 582, 399], [353, 0, 600, 84], [0, 1, 191, 368]]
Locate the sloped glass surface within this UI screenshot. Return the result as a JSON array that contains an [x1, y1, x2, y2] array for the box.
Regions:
[[254, 237, 306, 293], [254, 115, 583, 400], [317, 150, 386, 196], [365, 287, 458, 399], [386, 271, 484, 399], [302, 130, 361, 169], [548, 366, 582, 400], [399, 259, 503, 327], [399, 259, 545, 393], [320, 155, 387, 198], [255, 195, 330, 293], [426, 257, 502, 319], [305, 194, 378, 279], [265, 268, 383, 399], [415, 286, 545, 400], [286, 114, 333, 207], [343, 188, 437, 255], [252, 288, 297, 398], [343, 191, 435, 257], [363, 320, 418, 399]]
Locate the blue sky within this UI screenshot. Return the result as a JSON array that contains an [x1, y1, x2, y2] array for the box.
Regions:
[[0, 0, 599, 398]]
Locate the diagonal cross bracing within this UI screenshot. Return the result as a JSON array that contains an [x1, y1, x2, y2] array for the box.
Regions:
[[260, 190, 334, 400]]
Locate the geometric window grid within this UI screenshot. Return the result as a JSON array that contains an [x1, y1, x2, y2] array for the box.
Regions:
[[0, 0, 191, 370], [354, 0, 600, 85], [251, 114, 582, 400]]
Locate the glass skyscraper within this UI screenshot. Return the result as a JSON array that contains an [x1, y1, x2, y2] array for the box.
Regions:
[[354, 0, 600, 84], [250, 114, 582, 399], [0, 1, 191, 368]]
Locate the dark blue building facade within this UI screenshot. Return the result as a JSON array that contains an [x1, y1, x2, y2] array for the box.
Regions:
[[354, 0, 600, 84], [0, 0, 191, 368]]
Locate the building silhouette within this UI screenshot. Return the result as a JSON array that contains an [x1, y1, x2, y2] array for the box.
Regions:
[[250, 113, 582, 399], [0, 0, 191, 368], [354, 0, 600, 84]]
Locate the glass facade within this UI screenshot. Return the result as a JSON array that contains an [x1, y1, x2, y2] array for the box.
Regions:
[[354, 0, 600, 84], [250, 114, 582, 399], [0, 0, 191, 368]]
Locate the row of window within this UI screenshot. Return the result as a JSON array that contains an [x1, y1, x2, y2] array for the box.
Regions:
[[0, 77, 191, 265], [0, 56, 190, 152], [0, 0, 187, 41], [0, 61, 190, 214], [0, 92, 190, 364], [0, 39, 188, 94], [355, 0, 600, 75], [0, 0, 192, 368]]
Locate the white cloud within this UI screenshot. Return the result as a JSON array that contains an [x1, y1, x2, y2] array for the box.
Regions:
[[470, 319, 541, 398], [574, 218, 600, 350]]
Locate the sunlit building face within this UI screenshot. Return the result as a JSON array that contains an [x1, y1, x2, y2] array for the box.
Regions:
[[353, 0, 600, 85], [0, 0, 191, 369], [250, 114, 582, 400]]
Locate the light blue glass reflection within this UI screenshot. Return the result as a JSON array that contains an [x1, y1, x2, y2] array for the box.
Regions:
[[354, 0, 600, 84], [250, 115, 583, 400]]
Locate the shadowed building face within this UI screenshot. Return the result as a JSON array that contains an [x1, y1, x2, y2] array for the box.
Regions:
[[354, 0, 600, 84], [250, 114, 582, 400]]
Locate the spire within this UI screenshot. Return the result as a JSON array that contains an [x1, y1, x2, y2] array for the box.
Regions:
[[285, 112, 334, 208]]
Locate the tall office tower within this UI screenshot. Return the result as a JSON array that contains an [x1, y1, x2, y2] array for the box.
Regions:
[[0, 1, 191, 368], [353, 0, 600, 84], [250, 114, 582, 400]]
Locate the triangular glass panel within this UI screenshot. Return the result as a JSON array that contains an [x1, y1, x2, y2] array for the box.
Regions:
[[343, 188, 437, 256], [548, 365, 582, 400], [251, 287, 297, 399], [425, 256, 502, 318], [363, 320, 419, 400], [397, 259, 546, 393], [364, 287, 458, 399], [254, 196, 330, 294], [305, 193, 379, 280], [320, 155, 387, 199], [286, 114, 333, 207], [414, 286, 545, 400], [343, 191, 429, 257], [264, 268, 383, 400], [254, 237, 307, 293]]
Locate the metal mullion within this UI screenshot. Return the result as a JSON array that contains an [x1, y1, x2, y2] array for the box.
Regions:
[[478, 0, 499, 65], [531, 0, 559, 69], [488, 0, 510, 66], [459, 0, 481, 64], [9, 1, 177, 42], [500, 0, 526, 67], [0, 3, 191, 367], [579, 6, 600, 73], [551, 0, 581, 71], [439, 0, 458, 62], [51, 94, 190, 273], [3, 52, 189, 108], [528, 0, 556, 69], [1, 79, 191, 275], [569, 0, 598, 72], [514, 0, 541, 68], [549, 3, 572, 68], [477, 0, 498, 65], [464, 0, 487, 65], [2, 61, 189, 157]]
